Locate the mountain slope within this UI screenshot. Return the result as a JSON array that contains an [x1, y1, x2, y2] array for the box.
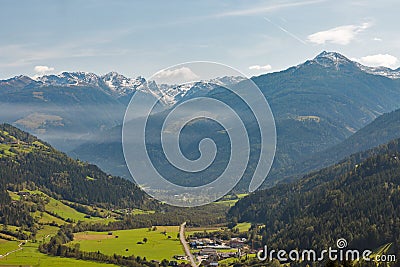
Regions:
[[72, 52, 400, 188], [0, 74, 128, 151], [70, 125, 129, 179], [230, 51, 400, 186], [228, 137, 400, 256], [0, 123, 156, 215], [287, 108, 400, 178]]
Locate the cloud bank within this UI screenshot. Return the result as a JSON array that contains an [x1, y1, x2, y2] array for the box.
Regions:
[[308, 22, 371, 45], [34, 65, 55, 75], [358, 54, 398, 68], [153, 67, 199, 84]]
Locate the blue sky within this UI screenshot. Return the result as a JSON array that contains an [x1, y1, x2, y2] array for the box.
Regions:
[[1, 0, 399, 79]]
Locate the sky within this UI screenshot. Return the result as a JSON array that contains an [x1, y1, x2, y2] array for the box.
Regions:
[[1, 0, 400, 80]]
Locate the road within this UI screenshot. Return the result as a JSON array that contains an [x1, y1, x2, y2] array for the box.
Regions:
[[179, 222, 198, 267]]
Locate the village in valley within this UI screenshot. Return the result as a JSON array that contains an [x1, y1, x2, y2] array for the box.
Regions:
[[173, 232, 256, 266]]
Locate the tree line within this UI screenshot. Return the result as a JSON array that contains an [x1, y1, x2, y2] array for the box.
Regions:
[[229, 138, 400, 266]]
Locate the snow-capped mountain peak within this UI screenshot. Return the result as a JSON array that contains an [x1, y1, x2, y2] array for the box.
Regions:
[[21, 72, 246, 106], [207, 76, 246, 87], [0, 75, 38, 89], [302, 51, 400, 79], [34, 71, 147, 96], [146, 76, 246, 106], [101, 72, 145, 95], [37, 71, 102, 87], [312, 51, 355, 70]]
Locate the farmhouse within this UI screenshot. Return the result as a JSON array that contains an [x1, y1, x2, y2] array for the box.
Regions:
[[229, 237, 246, 248], [199, 248, 218, 256], [17, 191, 31, 197]]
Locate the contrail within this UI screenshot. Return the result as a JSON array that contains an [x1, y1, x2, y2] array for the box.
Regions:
[[264, 17, 307, 45]]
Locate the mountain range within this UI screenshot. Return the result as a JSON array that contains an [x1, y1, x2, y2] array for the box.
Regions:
[[3, 51, 400, 189], [72, 52, 400, 188], [0, 71, 242, 151]]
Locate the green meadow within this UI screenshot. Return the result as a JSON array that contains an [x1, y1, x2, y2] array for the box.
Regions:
[[0, 228, 117, 267], [0, 239, 20, 256], [45, 194, 100, 222], [69, 226, 184, 261], [235, 222, 251, 232]]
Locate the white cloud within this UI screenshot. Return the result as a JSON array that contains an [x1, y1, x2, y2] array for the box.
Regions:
[[307, 22, 371, 45], [373, 37, 382, 41], [34, 65, 55, 75], [358, 54, 398, 68], [153, 67, 199, 84], [249, 65, 272, 71]]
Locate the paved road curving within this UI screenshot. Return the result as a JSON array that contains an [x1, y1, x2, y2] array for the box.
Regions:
[[179, 222, 198, 267]]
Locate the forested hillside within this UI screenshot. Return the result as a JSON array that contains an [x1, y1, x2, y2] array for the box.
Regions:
[[229, 137, 400, 258], [0, 123, 157, 228], [280, 108, 400, 181]]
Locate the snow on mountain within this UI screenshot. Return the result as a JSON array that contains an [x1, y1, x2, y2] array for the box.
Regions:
[[37, 72, 102, 87], [310, 51, 400, 79], [142, 76, 246, 106], [0, 71, 244, 107], [310, 51, 357, 70], [208, 76, 246, 87], [35, 71, 147, 96], [174, 81, 221, 104], [0, 75, 38, 88], [156, 83, 194, 106], [101, 72, 146, 96], [4, 52, 400, 108], [356, 65, 400, 79]]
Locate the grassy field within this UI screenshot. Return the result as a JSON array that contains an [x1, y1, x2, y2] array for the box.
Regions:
[[218, 254, 257, 267], [0, 241, 118, 267], [0, 143, 16, 158], [9, 190, 118, 227], [45, 196, 96, 222], [37, 192, 118, 224], [34, 211, 66, 225], [131, 209, 156, 215], [8, 189, 91, 222], [215, 194, 248, 207], [61, 200, 116, 218], [18, 190, 109, 223], [35, 225, 60, 240], [0, 224, 31, 238], [7, 191, 20, 201], [235, 222, 251, 232], [69, 226, 184, 261], [0, 226, 118, 267], [0, 239, 20, 256], [1, 187, 240, 265], [0, 137, 38, 159]]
